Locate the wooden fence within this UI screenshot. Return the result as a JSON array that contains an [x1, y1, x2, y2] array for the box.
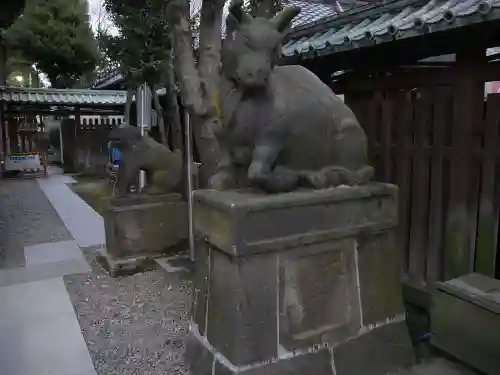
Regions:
[[345, 87, 500, 286]]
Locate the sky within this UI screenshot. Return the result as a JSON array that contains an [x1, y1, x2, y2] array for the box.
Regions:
[[88, 0, 118, 36]]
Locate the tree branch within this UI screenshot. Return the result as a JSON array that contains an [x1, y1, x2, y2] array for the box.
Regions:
[[168, 0, 224, 185], [167, 0, 205, 117], [198, 0, 224, 89]]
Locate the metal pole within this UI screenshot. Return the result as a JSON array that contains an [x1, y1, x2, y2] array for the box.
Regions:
[[185, 110, 195, 262], [58, 121, 64, 165], [137, 83, 151, 191]]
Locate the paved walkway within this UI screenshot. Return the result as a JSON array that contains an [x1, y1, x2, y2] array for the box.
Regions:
[[37, 174, 105, 249], [0, 177, 73, 270], [0, 169, 191, 375]]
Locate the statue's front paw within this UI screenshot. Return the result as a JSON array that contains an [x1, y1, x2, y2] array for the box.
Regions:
[[258, 166, 299, 193], [209, 171, 236, 190]]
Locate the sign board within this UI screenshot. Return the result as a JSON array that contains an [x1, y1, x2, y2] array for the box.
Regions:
[[5, 153, 42, 171], [490, 81, 500, 94]]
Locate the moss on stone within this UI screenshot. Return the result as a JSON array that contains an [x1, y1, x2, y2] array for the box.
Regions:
[[475, 217, 496, 277]]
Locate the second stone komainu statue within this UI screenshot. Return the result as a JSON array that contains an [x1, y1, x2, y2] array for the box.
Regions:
[[210, 0, 373, 193]]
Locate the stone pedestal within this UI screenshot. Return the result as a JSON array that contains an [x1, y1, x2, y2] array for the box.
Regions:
[[100, 193, 188, 277], [188, 184, 414, 375]]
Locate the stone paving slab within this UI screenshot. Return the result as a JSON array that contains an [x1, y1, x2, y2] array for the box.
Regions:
[[37, 177, 105, 248], [0, 258, 91, 287], [0, 179, 73, 270], [24, 239, 87, 266], [0, 277, 97, 375]]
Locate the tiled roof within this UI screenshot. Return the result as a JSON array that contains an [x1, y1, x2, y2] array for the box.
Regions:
[[0, 87, 128, 106], [283, 0, 500, 59], [192, 0, 339, 48]]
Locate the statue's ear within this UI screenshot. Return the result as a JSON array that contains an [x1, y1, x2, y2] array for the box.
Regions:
[[228, 0, 252, 28], [271, 6, 301, 33]]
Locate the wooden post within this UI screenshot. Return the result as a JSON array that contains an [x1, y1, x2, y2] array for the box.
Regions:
[[443, 47, 485, 280], [475, 93, 500, 277]]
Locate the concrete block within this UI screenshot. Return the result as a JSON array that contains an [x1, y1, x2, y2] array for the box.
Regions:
[[431, 273, 500, 375]]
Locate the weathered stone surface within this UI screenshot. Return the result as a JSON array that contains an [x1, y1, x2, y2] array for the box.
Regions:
[[193, 184, 398, 257], [214, 349, 334, 375], [192, 240, 211, 335], [185, 331, 214, 375], [431, 273, 500, 375], [332, 320, 415, 375], [102, 193, 188, 276], [357, 232, 406, 325], [206, 250, 278, 366], [189, 184, 413, 375], [205, 3, 372, 193], [279, 239, 361, 350]]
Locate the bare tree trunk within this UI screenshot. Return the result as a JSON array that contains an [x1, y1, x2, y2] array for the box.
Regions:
[[166, 55, 183, 152], [167, 0, 223, 187], [167, 0, 205, 116], [149, 82, 168, 145], [124, 87, 134, 125]]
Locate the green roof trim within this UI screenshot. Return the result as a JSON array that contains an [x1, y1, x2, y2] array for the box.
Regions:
[[0, 87, 128, 106], [283, 0, 500, 59]]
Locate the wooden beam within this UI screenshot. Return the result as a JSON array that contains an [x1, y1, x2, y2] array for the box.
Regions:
[[4, 108, 124, 116], [336, 60, 500, 93]]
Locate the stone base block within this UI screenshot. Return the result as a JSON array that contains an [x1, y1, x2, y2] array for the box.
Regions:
[[189, 184, 415, 375], [187, 319, 413, 375], [431, 273, 500, 375], [97, 253, 158, 277], [102, 193, 188, 277]]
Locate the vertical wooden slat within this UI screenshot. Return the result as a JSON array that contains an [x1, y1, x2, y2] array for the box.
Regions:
[[443, 54, 485, 280], [368, 92, 383, 180], [0, 104, 4, 172], [395, 90, 414, 274], [467, 104, 483, 272], [475, 94, 500, 276], [408, 89, 431, 281], [426, 87, 449, 282], [380, 93, 393, 182]]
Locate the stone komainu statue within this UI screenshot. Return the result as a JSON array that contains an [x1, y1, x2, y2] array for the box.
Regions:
[[108, 125, 183, 196], [210, 0, 373, 193]]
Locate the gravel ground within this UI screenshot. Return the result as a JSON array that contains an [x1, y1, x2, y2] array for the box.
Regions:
[[0, 178, 73, 269], [64, 249, 192, 375]]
